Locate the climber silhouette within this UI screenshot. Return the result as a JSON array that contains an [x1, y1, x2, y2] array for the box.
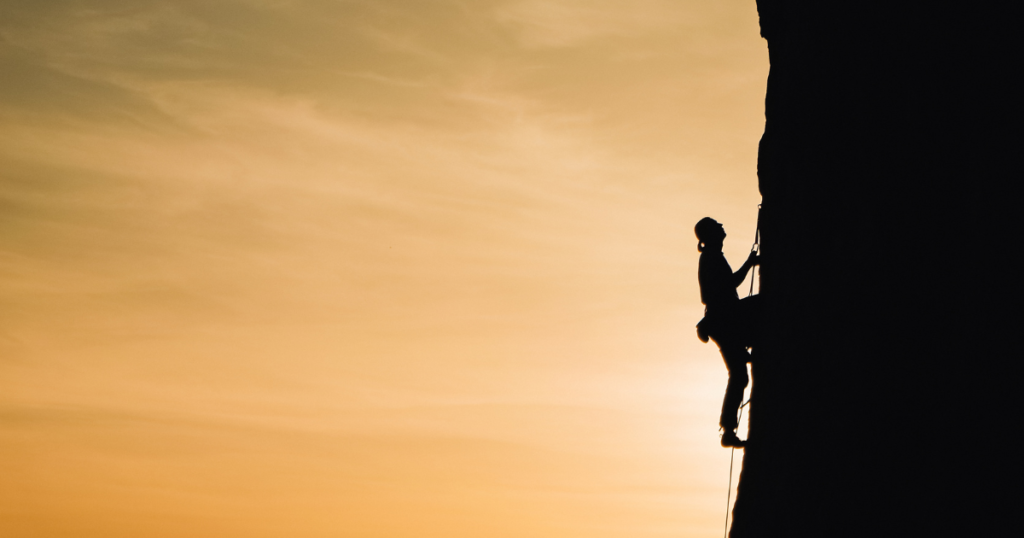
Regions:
[[694, 217, 761, 448]]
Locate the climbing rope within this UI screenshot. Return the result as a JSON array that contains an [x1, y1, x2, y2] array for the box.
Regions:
[[725, 204, 761, 538], [748, 204, 761, 297], [723, 399, 750, 538]]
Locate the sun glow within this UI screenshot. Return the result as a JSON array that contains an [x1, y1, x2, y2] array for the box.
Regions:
[[0, 1, 767, 536]]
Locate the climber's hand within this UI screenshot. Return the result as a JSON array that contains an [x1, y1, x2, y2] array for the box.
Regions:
[[746, 250, 760, 266]]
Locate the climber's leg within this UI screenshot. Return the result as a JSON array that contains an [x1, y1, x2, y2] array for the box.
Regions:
[[736, 294, 763, 348], [717, 343, 749, 447]]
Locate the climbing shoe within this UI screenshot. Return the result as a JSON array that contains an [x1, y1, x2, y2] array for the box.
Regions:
[[721, 430, 745, 448]]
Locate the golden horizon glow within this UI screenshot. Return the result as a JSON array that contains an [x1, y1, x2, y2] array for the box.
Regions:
[[0, 1, 767, 536]]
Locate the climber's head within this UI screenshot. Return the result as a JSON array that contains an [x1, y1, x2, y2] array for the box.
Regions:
[[695, 217, 725, 252]]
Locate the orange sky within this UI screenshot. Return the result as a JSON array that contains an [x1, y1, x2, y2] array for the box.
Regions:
[[0, 2, 767, 536]]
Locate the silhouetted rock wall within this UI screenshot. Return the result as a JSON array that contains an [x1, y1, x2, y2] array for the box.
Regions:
[[730, 2, 1015, 536]]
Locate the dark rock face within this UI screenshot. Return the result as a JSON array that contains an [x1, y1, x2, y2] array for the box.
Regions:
[[731, 2, 1015, 536]]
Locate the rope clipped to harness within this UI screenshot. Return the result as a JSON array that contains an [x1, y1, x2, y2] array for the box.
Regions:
[[724, 204, 761, 538]]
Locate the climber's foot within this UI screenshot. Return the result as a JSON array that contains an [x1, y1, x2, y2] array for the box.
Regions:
[[721, 430, 745, 448]]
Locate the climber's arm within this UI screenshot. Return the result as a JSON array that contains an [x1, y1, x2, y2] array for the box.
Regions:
[[732, 251, 759, 288]]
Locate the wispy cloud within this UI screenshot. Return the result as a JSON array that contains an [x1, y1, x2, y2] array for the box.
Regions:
[[494, 0, 685, 48]]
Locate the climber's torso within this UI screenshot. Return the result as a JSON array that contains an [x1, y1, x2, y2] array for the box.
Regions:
[[699, 250, 740, 313]]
